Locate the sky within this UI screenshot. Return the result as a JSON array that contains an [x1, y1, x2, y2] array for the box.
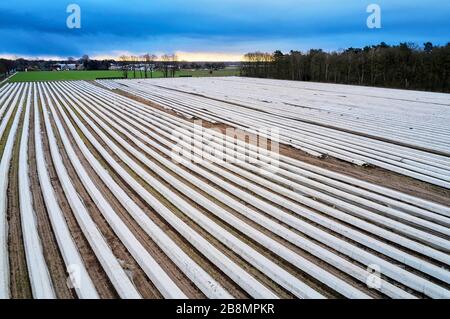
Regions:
[[0, 0, 449, 61]]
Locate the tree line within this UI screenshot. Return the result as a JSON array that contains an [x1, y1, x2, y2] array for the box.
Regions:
[[1, 55, 230, 81], [241, 42, 450, 92], [117, 54, 228, 78]]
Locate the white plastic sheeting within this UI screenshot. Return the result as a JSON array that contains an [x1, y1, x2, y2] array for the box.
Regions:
[[1, 78, 449, 299], [18, 84, 55, 298], [68, 80, 449, 298], [37, 83, 142, 299], [64, 81, 415, 299], [90, 80, 449, 296], [51, 81, 324, 299], [98, 77, 450, 188], [0, 83, 26, 299], [47, 84, 243, 299], [32, 83, 99, 299]]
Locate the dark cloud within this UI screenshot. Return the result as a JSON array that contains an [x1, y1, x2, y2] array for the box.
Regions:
[[0, 0, 448, 57]]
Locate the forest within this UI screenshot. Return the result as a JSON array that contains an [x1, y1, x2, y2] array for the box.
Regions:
[[241, 42, 450, 92]]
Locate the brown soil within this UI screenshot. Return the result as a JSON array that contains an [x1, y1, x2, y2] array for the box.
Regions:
[[104, 84, 449, 295], [50, 87, 206, 298], [37, 91, 119, 299], [61, 88, 253, 298], [81, 87, 345, 297], [45, 96, 162, 299], [28, 97, 75, 298], [7, 103, 32, 298]]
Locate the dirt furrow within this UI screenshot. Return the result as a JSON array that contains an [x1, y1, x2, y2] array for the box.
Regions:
[[111, 86, 450, 207], [7, 100, 32, 298], [103, 86, 444, 296], [103, 109, 372, 298], [37, 93, 117, 299], [82, 89, 361, 296], [71, 88, 344, 298], [60, 88, 257, 298], [44, 94, 162, 299], [51, 92, 205, 298], [28, 95, 75, 298]]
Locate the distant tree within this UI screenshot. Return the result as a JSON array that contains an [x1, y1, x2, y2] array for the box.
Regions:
[[170, 54, 178, 77], [130, 56, 137, 78], [190, 62, 202, 70], [119, 55, 129, 78], [142, 54, 149, 78], [80, 55, 90, 69], [0, 59, 16, 76], [424, 42, 433, 53], [0, 60, 8, 76], [150, 54, 157, 78], [142, 53, 157, 78], [137, 56, 143, 78], [241, 42, 450, 92], [160, 54, 170, 78]]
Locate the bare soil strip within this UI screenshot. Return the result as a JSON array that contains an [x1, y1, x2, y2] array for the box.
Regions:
[[52, 91, 205, 298], [45, 97, 162, 299], [1, 80, 448, 299], [7, 101, 32, 298], [28, 94, 75, 298], [101, 83, 449, 296], [158, 84, 450, 157], [75, 84, 369, 298], [119, 109, 425, 297], [37, 94, 118, 299], [60, 94, 252, 298]]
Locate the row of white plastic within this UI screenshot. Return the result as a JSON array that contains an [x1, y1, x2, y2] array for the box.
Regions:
[[64, 81, 419, 298], [59, 80, 448, 296], [100, 78, 450, 188], [49, 81, 326, 299], [0, 83, 26, 298], [146, 76, 450, 150], [41, 82, 241, 299], [2, 80, 448, 299], [89, 81, 450, 290]]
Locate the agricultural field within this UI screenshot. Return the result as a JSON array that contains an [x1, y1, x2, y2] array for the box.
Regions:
[[103, 77, 450, 188], [0, 78, 449, 299], [8, 68, 240, 82]]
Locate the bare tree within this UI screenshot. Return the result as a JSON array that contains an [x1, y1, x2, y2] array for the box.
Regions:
[[241, 42, 450, 92], [149, 54, 157, 78], [137, 55, 143, 78], [160, 54, 170, 78], [142, 53, 157, 78], [142, 54, 149, 78], [130, 56, 137, 78], [119, 55, 129, 78], [170, 54, 179, 77]]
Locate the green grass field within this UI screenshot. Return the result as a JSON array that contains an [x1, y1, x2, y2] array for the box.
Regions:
[[9, 68, 240, 82]]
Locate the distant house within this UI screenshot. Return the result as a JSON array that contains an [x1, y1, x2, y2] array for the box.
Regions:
[[110, 63, 156, 72], [53, 63, 77, 71], [109, 63, 121, 70]]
